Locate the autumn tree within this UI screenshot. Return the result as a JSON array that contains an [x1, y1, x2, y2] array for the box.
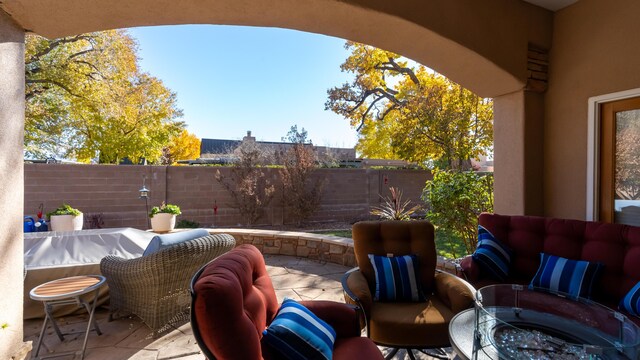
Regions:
[[163, 130, 201, 165], [25, 30, 184, 163], [280, 126, 325, 226], [326, 42, 493, 170]]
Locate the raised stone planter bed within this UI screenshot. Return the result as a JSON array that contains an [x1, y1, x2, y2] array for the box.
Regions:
[[207, 228, 461, 275], [208, 228, 356, 267]]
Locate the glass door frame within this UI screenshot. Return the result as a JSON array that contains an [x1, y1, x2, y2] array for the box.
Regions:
[[587, 87, 640, 221]]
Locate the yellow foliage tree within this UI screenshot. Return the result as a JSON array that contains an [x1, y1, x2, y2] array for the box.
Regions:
[[25, 30, 184, 163], [163, 130, 201, 165], [326, 42, 493, 170]]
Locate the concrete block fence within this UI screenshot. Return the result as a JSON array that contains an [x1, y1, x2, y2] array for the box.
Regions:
[[24, 164, 432, 230]]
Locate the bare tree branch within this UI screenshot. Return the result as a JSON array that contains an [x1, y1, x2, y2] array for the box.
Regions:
[[28, 35, 94, 64], [375, 57, 421, 86], [26, 78, 81, 98]]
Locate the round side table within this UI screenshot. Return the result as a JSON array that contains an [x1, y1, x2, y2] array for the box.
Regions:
[[29, 275, 106, 360]]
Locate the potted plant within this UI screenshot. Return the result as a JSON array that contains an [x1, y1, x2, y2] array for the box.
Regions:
[[149, 202, 181, 232], [47, 203, 83, 231]]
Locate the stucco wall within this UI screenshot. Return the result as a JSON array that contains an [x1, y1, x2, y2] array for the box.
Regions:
[[545, 0, 640, 219], [0, 10, 26, 359], [24, 164, 432, 229], [0, 0, 553, 98]]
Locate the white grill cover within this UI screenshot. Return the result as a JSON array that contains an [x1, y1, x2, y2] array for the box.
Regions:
[[24, 228, 154, 319]]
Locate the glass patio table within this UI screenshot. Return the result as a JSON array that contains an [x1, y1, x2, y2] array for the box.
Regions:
[[449, 284, 640, 359]]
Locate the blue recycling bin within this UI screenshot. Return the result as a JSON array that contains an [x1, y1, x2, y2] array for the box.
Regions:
[[24, 216, 35, 233]]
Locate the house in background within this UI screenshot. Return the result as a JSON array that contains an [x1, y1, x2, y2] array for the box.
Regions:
[[194, 131, 356, 165]]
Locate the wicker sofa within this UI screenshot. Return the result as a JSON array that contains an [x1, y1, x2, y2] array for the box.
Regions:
[[100, 233, 236, 336], [460, 213, 640, 323]]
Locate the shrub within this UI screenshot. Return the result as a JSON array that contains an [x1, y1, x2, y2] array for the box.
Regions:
[[422, 169, 493, 256], [46, 203, 81, 218], [85, 213, 105, 229], [370, 187, 421, 220], [176, 219, 200, 228], [279, 126, 325, 226], [149, 202, 181, 218], [215, 141, 275, 226]]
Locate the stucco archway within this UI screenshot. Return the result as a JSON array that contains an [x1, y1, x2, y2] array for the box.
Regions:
[[1, 0, 554, 97], [0, 0, 552, 356]]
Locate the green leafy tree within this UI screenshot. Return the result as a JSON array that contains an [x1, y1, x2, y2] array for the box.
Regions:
[[326, 42, 493, 169], [280, 126, 325, 226], [422, 170, 494, 257], [25, 30, 184, 163]]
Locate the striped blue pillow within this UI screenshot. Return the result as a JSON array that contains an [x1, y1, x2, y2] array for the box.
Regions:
[[529, 253, 603, 300], [472, 225, 512, 281], [620, 282, 640, 317], [368, 254, 426, 302], [262, 298, 336, 360]]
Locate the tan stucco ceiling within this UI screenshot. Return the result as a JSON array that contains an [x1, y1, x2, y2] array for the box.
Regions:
[[522, 0, 578, 11], [1, 0, 548, 98]]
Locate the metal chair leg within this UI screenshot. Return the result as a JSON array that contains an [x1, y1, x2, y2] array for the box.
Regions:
[[418, 348, 450, 359], [384, 347, 400, 359], [44, 303, 65, 342]]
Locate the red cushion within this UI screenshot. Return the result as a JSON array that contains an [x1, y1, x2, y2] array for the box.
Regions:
[[193, 244, 279, 359], [193, 244, 385, 359], [299, 300, 361, 338], [333, 337, 384, 360]]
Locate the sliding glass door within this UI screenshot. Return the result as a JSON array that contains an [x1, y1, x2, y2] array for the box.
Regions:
[[599, 97, 640, 225]]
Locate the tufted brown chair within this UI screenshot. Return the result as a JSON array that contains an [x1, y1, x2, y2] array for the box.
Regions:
[[190, 244, 384, 360], [342, 220, 475, 359]]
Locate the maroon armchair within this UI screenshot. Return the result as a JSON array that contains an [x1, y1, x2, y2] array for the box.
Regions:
[[190, 244, 383, 360]]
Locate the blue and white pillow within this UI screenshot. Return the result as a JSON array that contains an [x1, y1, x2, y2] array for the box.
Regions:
[[620, 282, 640, 317], [262, 298, 336, 360], [142, 228, 209, 256], [368, 254, 426, 302], [472, 225, 512, 281], [529, 253, 603, 300]]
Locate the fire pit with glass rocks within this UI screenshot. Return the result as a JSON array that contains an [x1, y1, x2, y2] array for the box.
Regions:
[[474, 285, 640, 360], [493, 326, 602, 359]]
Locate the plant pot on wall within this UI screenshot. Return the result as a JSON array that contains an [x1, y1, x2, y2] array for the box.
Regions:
[[149, 203, 181, 233], [47, 204, 83, 231], [150, 213, 176, 233], [50, 213, 84, 231]]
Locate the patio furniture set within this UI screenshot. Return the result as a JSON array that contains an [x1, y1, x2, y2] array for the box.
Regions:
[[27, 214, 640, 359]]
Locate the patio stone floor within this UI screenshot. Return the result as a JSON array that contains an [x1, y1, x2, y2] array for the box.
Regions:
[[23, 254, 449, 360]]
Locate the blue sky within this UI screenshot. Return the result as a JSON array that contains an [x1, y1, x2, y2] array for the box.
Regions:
[[128, 25, 358, 148]]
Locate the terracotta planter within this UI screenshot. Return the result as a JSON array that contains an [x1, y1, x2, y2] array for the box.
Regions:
[[150, 213, 176, 232], [50, 213, 83, 231]]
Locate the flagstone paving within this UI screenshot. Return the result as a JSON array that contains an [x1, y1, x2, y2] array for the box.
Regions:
[[23, 254, 448, 359]]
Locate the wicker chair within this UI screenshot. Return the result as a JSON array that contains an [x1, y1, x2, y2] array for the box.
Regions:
[[100, 233, 235, 336]]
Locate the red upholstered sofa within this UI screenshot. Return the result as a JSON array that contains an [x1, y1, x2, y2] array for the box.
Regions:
[[190, 244, 383, 360], [460, 213, 640, 322]]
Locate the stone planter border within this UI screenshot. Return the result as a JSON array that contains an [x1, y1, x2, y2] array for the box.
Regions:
[[206, 228, 461, 275]]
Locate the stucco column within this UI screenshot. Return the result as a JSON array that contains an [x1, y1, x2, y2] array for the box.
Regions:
[[0, 9, 27, 359], [493, 89, 544, 216]]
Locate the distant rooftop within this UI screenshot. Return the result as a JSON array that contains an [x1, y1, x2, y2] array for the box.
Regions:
[[200, 131, 356, 161]]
